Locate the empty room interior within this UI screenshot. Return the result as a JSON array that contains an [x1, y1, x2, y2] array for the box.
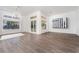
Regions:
[[0, 6, 79, 53]]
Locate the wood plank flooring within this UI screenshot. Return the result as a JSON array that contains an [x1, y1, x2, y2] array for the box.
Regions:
[[0, 32, 79, 53]]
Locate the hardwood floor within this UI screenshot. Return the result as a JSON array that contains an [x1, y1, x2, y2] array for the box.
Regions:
[[0, 32, 79, 53]]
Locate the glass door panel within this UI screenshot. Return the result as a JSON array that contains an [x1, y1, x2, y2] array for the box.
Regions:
[[41, 20, 46, 30], [31, 20, 36, 32]]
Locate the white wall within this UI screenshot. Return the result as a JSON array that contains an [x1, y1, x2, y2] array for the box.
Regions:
[[0, 11, 3, 35], [48, 11, 78, 34], [24, 10, 79, 35], [20, 10, 79, 36], [0, 9, 79, 35], [21, 16, 27, 32], [76, 9, 79, 36]]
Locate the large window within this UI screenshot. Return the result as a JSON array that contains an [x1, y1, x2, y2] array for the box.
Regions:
[[3, 20, 19, 29], [52, 17, 68, 29]]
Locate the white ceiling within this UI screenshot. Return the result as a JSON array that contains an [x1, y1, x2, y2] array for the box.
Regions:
[[0, 6, 79, 16]]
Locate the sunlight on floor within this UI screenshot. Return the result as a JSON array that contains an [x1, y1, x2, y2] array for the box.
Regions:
[[0, 33, 24, 40]]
